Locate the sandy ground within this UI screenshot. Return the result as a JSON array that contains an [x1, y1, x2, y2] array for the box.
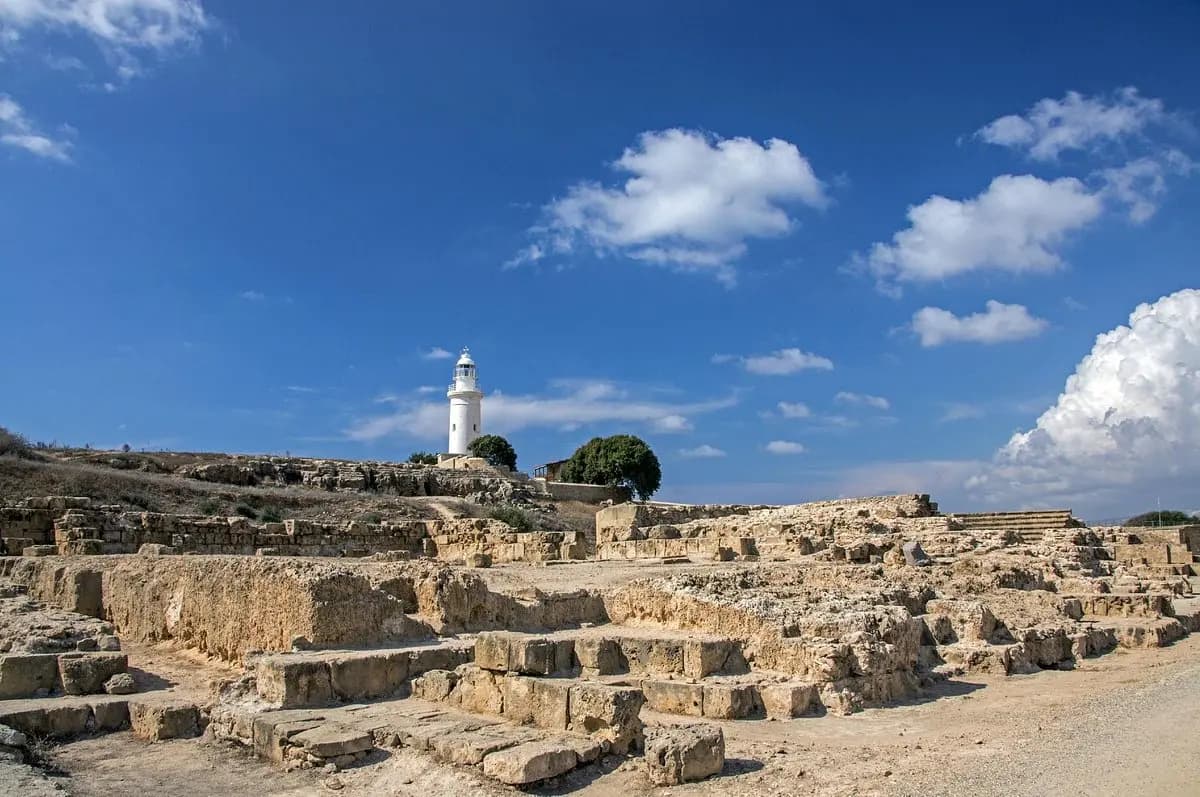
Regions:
[[21, 634, 1199, 797]]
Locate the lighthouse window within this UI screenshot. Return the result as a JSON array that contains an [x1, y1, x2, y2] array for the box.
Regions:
[[473, 424, 477, 431], [452, 424, 456, 431]]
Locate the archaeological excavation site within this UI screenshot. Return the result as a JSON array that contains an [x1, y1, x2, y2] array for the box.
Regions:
[[1, 448, 1199, 796]]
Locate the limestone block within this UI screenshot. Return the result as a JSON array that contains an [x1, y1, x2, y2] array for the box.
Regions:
[[409, 644, 472, 677], [474, 633, 510, 672], [58, 653, 128, 695], [567, 682, 644, 753], [255, 658, 333, 709], [902, 540, 932, 566], [430, 727, 533, 766], [642, 680, 704, 716], [644, 723, 725, 786], [329, 651, 408, 702], [411, 669, 458, 702], [575, 637, 622, 675], [474, 632, 564, 675], [683, 639, 733, 678], [104, 673, 137, 695], [481, 740, 578, 785], [924, 600, 997, 643], [758, 683, 818, 719], [22, 545, 57, 557], [129, 701, 201, 741], [137, 543, 177, 555], [701, 684, 757, 719], [0, 654, 60, 699], [500, 675, 570, 730], [98, 635, 121, 652], [90, 700, 130, 730], [453, 667, 504, 715], [292, 723, 373, 758], [0, 705, 91, 738]]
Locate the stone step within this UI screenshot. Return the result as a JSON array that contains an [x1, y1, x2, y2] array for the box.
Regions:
[[254, 640, 474, 708], [212, 694, 611, 786]]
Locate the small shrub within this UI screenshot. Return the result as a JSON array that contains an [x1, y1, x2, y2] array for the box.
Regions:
[[408, 451, 438, 465], [260, 506, 284, 523], [488, 505, 535, 532], [0, 426, 36, 459], [234, 504, 258, 520], [196, 498, 221, 515], [358, 511, 383, 524]]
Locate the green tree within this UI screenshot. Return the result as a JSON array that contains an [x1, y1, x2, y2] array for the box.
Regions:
[[1125, 510, 1199, 527], [408, 451, 438, 465], [0, 426, 35, 459], [560, 434, 661, 500], [468, 435, 518, 470]]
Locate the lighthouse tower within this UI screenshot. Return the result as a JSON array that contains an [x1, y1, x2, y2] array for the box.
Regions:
[[447, 348, 483, 455]]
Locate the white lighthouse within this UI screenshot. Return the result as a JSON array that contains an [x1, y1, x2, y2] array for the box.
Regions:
[[447, 348, 483, 455]]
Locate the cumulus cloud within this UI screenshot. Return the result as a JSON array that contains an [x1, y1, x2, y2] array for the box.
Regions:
[[420, 347, 453, 360], [976, 87, 1169, 161], [679, 444, 725, 459], [834, 391, 890, 411], [513, 128, 828, 285], [912, 300, 1049, 347], [776, 401, 811, 418], [346, 379, 737, 442], [859, 175, 1104, 293], [715, 347, 833, 375], [967, 288, 1200, 516], [0, 93, 70, 161], [765, 440, 806, 455]]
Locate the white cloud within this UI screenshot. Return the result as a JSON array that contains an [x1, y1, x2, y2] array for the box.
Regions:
[[776, 401, 811, 418], [516, 128, 829, 285], [679, 444, 726, 459], [912, 300, 1049, 347], [1098, 151, 1196, 224], [976, 87, 1169, 161], [421, 347, 453, 360], [0, 93, 70, 161], [345, 379, 737, 443], [967, 288, 1200, 517], [860, 175, 1104, 293], [285, 385, 316, 394], [765, 440, 806, 455], [651, 414, 693, 433], [238, 289, 264, 301], [717, 347, 833, 375], [0, 0, 209, 49], [834, 391, 890, 411]]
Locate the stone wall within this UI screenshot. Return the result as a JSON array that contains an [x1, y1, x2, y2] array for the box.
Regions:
[[1, 556, 609, 661], [0, 497, 588, 563], [535, 479, 629, 505]]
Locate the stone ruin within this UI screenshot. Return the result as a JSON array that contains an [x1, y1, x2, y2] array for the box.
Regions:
[[1, 490, 1199, 789]]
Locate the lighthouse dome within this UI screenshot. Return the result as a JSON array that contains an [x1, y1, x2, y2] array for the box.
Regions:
[[456, 348, 475, 367]]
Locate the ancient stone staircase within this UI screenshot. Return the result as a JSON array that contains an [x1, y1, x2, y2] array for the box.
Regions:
[[951, 510, 1078, 534]]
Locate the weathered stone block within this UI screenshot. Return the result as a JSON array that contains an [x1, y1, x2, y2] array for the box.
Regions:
[[58, 653, 127, 695], [501, 675, 570, 730], [329, 651, 408, 702], [292, 723, 373, 758], [642, 680, 704, 716], [481, 740, 578, 785], [104, 673, 137, 695], [412, 669, 458, 702], [567, 682, 644, 753], [90, 700, 130, 730], [453, 666, 504, 715], [645, 723, 724, 785], [701, 684, 757, 719], [129, 701, 202, 741], [683, 639, 733, 678], [758, 682, 818, 719], [0, 654, 60, 699], [255, 658, 333, 708], [575, 637, 622, 675]]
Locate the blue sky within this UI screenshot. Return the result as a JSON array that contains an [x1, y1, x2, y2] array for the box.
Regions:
[[3, 2, 1198, 520]]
